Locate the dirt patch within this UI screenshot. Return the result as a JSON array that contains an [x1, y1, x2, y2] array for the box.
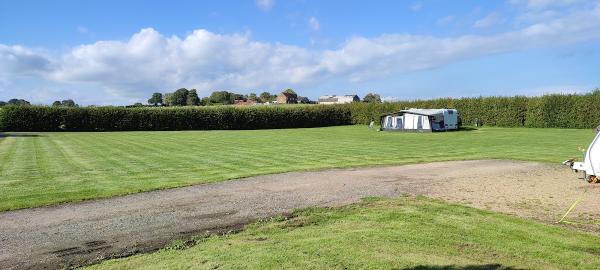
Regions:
[[0, 160, 598, 269]]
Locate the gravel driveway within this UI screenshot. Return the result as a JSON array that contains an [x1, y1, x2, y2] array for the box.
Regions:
[[1, 160, 599, 269]]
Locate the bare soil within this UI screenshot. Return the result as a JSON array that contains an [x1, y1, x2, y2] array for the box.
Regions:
[[1, 160, 599, 270]]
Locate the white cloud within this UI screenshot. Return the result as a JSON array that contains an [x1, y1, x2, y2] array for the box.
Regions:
[[436, 15, 455, 26], [473, 12, 502, 28], [510, 0, 585, 9], [0, 45, 52, 77], [308, 17, 320, 31], [410, 2, 422, 11], [255, 0, 274, 11], [2, 2, 600, 104], [77, 26, 89, 34]]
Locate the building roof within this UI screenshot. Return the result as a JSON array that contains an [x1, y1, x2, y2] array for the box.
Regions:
[[382, 108, 457, 117]]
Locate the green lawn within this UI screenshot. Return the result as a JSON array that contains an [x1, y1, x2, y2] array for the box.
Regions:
[[0, 126, 593, 211], [87, 196, 600, 270]]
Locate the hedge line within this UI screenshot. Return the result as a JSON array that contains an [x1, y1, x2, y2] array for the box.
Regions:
[[1, 91, 599, 131], [345, 91, 600, 129], [0, 105, 353, 132]]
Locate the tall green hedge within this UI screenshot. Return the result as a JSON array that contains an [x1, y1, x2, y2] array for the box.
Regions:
[[2, 91, 599, 131], [344, 91, 600, 128], [0, 105, 353, 132]]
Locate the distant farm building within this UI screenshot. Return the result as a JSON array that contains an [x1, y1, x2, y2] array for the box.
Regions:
[[276, 92, 298, 104], [234, 99, 257, 106], [381, 109, 460, 132], [318, 95, 360, 104]]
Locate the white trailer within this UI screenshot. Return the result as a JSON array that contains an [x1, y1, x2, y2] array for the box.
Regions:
[[380, 108, 460, 132], [564, 127, 600, 183]]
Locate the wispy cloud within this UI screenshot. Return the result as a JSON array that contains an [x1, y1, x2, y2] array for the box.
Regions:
[[308, 17, 320, 31], [473, 12, 502, 28], [410, 2, 422, 11], [436, 15, 455, 26], [255, 0, 275, 11], [2, 2, 600, 104]]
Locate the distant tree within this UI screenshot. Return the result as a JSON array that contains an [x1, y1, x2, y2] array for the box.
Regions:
[[7, 99, 30, 106], [186, 89, 200, 106], [61, 99, 78, 107], [163, 93, 174, 106], [0, 101, 6, 106], [200, 97, 210, 106], [209, 91, 234, 105], [259, 92, 276, 103], [248, 93, 259, 102], [282, 88, 296, 95], [363, 93, 381, 103], [171, 88, 189, 106], [52, 101, 62, 107], [232, 93, 245, 101], [132, 102, 144, 107], [148, 92, 163, 106]]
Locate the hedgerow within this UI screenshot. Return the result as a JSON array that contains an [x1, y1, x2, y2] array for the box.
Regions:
[[1, 91, 599, 131], [0, 105, 352, 132], [344, 91, 600, 129]]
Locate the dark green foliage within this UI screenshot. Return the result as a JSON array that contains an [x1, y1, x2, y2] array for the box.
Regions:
[[148, 92, 163, 106], [260, 92, 277, 103], [209, 91, 235, 105], [0, 101, 6, 106], [7, 99, 30, 106], [0, 105, 352, 132], [186, 90, 200, 106], [52, 101, 62, 107], [170, 88, 189, 106], [282, 88, 296, 95], [362, 93, 380, 103], [344, 91, 600, 128], [61, 99, 78, 107]]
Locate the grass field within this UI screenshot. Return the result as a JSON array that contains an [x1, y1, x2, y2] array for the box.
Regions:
[[87, 196, 600, 270], [0, 126, 594, 211]]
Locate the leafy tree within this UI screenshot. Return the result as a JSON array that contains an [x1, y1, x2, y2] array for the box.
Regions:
[[132, 102, 144, 107], [187, 89, 200, 106], [163, 93, 174, 106], [0, 101, 6, 106], [52, 101, 62, 107], [232, 93, 245, 101], [7, 99, 30, 106], [259, 92, 276, 103], [148, 92, 163, 106], [282, 88, 296, 95], [363, 93, 381, 103], [61, 99, 78, 107], [209, 91, 234, 105], [248, 93, 260, 102], [171, 88, 189, 106], [200, 97, 210, 106]]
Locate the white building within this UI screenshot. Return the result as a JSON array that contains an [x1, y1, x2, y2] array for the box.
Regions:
[[318, 95, 360, 104]]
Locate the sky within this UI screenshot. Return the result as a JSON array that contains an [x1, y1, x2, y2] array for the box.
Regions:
[[1, 0, 600, 105]]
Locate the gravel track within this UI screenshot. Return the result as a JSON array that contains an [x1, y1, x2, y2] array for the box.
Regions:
[[1, 160, 598, 269]]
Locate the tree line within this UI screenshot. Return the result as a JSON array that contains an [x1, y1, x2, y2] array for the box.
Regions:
[[147, 88, 294, 106]]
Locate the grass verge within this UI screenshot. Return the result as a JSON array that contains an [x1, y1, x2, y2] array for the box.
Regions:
[[86, 196, 600, 270]]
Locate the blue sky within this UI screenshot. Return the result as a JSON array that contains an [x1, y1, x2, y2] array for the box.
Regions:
[[1, 0, 599, 105]]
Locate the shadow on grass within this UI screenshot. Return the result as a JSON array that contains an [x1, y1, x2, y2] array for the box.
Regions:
[[458, 126, 479, 132], [0, 133, 42, 138], [403, 264, 523, 270]]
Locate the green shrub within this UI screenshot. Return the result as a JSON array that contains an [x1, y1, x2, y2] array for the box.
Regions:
[[346, 91, 600, 129], [0, 105, 353, 132], [2, 91, 600, 132]]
